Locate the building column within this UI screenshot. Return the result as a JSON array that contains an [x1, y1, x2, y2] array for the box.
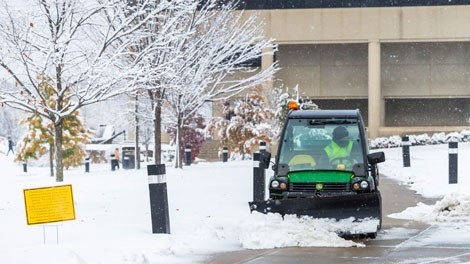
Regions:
[[368, 41, 382, 139], [261, 45, 275, 101], [261, 46, 274, 71]]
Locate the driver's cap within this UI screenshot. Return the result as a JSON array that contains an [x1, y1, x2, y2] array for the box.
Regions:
[[333, 126, 349, 140]]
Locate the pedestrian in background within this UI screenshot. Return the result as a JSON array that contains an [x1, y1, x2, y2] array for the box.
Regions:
[[6, 137, 14, 156], [113, 148, 120, 170]]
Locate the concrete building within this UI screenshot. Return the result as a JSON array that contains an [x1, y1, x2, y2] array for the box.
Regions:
[[234, 1, 470, 138]]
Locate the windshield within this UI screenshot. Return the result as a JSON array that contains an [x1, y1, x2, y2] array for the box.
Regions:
[[278, 118, 364, 172]]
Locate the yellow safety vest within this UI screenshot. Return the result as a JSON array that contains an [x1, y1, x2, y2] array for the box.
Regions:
[[324, 141, 354, 161]]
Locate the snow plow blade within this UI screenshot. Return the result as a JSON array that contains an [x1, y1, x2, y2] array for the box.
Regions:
[[249, 192, 381, 221]]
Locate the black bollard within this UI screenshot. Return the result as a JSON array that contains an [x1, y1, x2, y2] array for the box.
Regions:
[[85, 158, 90, 173], [402, 136, 411, 167], [23, 161, 27, 173], [253, 152, 265, 202], [259, 141, 266, 153], [147, 164, 171, 234], [449, 141, 458, 184], [184, 145, 191, 166], [222, 147, 228, 162]]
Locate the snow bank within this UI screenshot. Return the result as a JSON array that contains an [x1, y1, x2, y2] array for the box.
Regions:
[[239, 213, 383, 249], [370, 129, 470, 149], [390, 193, 470, 223]]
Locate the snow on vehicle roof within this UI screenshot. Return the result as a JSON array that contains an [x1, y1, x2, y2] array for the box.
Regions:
[[288, 109, 362, 119]]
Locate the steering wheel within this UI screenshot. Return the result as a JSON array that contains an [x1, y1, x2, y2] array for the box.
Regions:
[[329, 157, 356, 170]]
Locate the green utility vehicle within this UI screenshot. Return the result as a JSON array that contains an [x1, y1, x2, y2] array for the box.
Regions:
[[249, 104, 385, 237]]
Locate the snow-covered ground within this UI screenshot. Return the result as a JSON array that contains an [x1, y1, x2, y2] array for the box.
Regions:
[[0, 135, 469, 264]]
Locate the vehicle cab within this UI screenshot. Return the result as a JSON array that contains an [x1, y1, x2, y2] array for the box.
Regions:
[[269, 103, 385, 200]]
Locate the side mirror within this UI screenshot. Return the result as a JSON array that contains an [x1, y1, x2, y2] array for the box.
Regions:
[[367, 151, 385, 164], [352, 163, 366, 177], [276, 163, 290, 176], [260, 151, 271, 169]]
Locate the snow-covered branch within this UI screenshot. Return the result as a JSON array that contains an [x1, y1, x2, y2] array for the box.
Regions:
[[0, 0, 199, 180]]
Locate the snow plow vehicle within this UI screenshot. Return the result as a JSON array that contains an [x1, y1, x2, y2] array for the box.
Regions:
[[249, 102, 385, 238]]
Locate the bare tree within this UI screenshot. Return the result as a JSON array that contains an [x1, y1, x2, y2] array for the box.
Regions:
[[125, 0, 197, 165], [131, 0, 278, 167], [0, 83, 24, 141], [0, 0, 185, 181], [163, 0, 278, 167]]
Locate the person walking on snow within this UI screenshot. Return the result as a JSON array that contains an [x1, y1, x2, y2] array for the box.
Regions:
[[6, 137, 14, 156], [113, 148, 120, 170]]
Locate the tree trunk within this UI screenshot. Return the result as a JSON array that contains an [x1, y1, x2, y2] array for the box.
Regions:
[[54, 120, 64, 182], [135, 95, 140, 170], [176, 113, 184, 168], [49, 143, 54, 177], [153, 95, 162, 165], [135, 126, 140, 170]]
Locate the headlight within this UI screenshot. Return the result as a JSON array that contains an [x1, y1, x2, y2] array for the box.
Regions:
[[353, 181, 369, 190], [280, 182, 287, 190], [360, 181, 369, 189], [271, 180, 280, 188]]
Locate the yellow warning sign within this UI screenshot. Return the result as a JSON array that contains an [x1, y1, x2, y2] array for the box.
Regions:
[[24, 184, 76, 225]]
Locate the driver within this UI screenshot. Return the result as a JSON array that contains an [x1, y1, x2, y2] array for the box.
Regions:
[[324, 126, 358, 169]]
